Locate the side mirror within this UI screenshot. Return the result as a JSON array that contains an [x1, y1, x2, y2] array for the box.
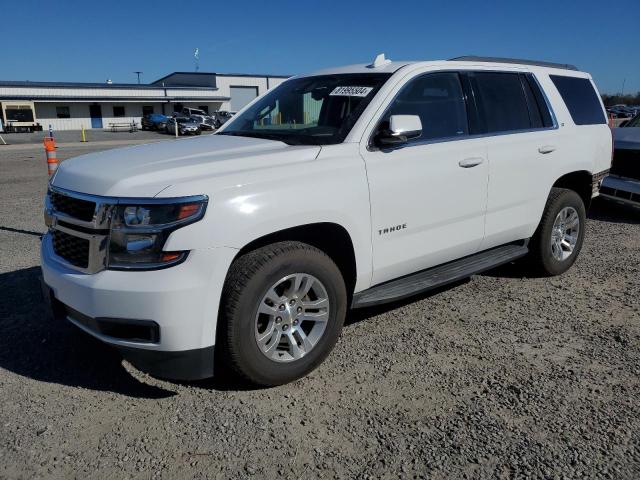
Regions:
[[376, 115, 422, 146]]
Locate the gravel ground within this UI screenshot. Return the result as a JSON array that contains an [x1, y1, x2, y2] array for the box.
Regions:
[[0, 143, 639, 479]]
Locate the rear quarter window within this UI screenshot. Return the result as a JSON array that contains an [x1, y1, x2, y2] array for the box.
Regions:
[[549, 75, 606, 125]]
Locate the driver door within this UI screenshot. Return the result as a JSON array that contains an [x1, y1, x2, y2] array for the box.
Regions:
[[360, 72, 489, 285]]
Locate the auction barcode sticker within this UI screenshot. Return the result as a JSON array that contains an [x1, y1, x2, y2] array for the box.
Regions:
[[329, 86, 373, 97]]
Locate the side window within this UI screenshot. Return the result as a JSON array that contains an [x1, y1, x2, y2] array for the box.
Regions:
[[382, 72, 469, 142], [524, 74, 554, 128], [550, 75, 606, 125], [473, 72, 531, 133]]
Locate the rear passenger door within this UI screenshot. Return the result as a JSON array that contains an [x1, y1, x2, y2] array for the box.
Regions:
[[467, 71, 559, 250]]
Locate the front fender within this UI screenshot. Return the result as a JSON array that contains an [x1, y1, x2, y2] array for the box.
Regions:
[[162, 144, 373, 292]]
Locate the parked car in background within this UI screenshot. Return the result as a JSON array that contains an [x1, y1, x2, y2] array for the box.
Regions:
[[181, 107, 208, 118], [166, 116, 201, 136], [141, 113, 168, 131], [607, 105, 636, 119], [181, 108, 217, 130], [600, 114, 640, 207], [190, 114, 217, 131], [213, 110, 234, 128]]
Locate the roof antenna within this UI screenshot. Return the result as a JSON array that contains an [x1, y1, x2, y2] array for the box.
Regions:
[[368, 53, 391, 69]]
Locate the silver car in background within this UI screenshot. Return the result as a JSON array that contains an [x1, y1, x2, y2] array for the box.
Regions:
[[181, 108, 217, 130], [165, 117, 202, 136], [601, 114, 640, 207]]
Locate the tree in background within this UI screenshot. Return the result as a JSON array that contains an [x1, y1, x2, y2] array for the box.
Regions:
[[601, 92, 640, 106]]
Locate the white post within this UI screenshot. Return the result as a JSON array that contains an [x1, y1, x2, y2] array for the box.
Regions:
[[175, 119, 178, 139]]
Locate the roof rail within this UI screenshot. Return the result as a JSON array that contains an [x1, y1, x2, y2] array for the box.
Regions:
[[449, 56, 578, 71]]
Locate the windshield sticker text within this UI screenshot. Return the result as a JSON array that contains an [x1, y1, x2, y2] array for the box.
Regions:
[[329, 86, 373, 97]]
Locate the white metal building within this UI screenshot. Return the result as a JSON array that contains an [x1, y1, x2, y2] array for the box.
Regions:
[[0, 71, 289, 131]]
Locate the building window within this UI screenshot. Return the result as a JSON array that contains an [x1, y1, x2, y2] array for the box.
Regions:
[[198, 105, 209, 114], [142, 105, 154, 116], [56, 106, 71, 119], [113, 106, 126, 117]]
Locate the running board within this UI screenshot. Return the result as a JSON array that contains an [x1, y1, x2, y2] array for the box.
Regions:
[[352, 243, 529, 308]]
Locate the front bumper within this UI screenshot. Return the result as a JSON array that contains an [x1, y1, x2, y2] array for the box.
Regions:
[[600, 174, 640, 207], [41, 234, 238, 380]]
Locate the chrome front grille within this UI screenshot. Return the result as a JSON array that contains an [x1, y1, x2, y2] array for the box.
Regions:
[[51, 230, 90, 268], [49, 191, 96, 222], [45, 186, 115, 274]]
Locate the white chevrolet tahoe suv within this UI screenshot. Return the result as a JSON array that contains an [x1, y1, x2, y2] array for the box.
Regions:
[[41, 56, 612, 386]]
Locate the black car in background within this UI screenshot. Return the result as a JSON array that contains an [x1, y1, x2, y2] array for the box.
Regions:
[[600, 114, 640, 207]]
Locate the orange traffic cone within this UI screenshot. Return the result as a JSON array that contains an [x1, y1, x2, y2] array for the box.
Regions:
[[44, 137, 58, 176]]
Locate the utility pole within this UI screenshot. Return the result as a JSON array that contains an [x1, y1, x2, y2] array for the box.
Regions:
[[134, 71, 143, 84], [621, 78, 626, 97]]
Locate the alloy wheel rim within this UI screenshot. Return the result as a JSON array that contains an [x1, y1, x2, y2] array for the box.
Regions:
[[550, 206, 580, 261], [254, 273, 330, 363]]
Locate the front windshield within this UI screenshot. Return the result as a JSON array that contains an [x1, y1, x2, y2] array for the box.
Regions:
[[218, 73, 391, 145], [626, 114, 640, 127]]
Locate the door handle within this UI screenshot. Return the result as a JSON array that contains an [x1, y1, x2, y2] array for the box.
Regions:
[[538, 145, 556, 154], [458, 157, 484, 168]]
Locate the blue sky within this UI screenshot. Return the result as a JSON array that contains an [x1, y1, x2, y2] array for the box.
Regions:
[[2, 0, 639, 94]]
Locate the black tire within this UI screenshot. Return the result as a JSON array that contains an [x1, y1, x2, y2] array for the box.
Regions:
[[217, 241, 347, 386], [528, 188, 586, 276]]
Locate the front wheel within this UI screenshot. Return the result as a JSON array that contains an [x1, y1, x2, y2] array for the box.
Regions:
[[528, 188, 586, 276], [217, 241, 347, 386]]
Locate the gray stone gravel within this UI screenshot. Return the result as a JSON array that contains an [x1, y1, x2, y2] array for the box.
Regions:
[[0, 142, 638, 479]]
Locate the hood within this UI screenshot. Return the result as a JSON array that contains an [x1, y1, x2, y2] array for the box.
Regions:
[[613, 127, 640, 150], [52, 134, 321, 197]]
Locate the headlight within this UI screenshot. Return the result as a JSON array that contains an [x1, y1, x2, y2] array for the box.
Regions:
[[108, 196, 207, 270]]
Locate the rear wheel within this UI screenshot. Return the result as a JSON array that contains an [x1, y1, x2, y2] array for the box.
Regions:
[[218, 241, 347, 386], [528, 188, 586, 276]]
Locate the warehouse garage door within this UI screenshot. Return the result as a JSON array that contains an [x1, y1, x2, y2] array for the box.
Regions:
[[230, 86, 259, 111]]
